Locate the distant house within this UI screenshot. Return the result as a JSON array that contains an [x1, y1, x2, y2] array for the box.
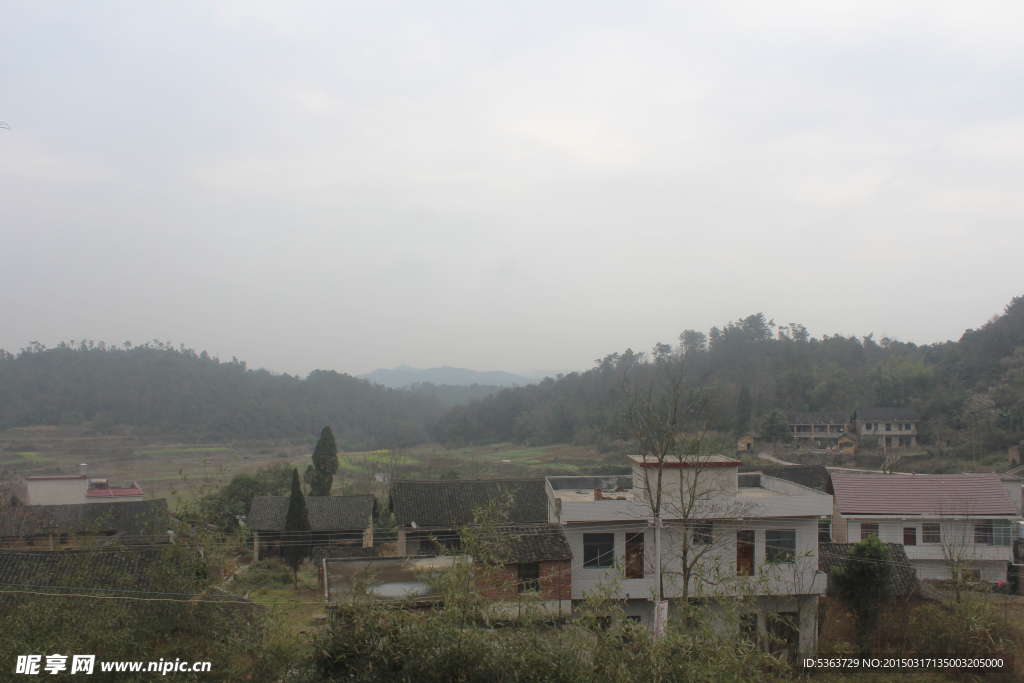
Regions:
[[26, 464, 143, 505], [853, 408, 918, 449], [831, 473, 1021, 582], [0, 500, 170, 549], [785, 413, 851, 450], [247, 495, 376, 561], [0, 547, 168, 596], [389, 479, 549, 556], [836, 432, 858, 454], [737, 431, 761, 452]]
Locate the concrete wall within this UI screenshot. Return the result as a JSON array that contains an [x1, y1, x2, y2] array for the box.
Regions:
[[26, 478, 88, 505]]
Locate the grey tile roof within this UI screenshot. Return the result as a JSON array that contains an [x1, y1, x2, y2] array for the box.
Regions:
[[389, 479, 549, 528], [0, 500, 170, 543], [738, 465, 832, 493], [0, 547, 166, 593], [819, 542, 919, 596], [785, 412, 851, 425], [247, 495, 376, 532], [856, 407, 918, 421], [494, 524, 573, 563]]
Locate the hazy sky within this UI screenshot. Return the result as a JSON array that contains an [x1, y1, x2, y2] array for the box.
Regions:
[[2, 2, 1023, 377]]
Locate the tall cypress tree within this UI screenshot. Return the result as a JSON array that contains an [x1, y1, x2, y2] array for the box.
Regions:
[[307, 426, 339, 496], [282, 468, 312, 588]]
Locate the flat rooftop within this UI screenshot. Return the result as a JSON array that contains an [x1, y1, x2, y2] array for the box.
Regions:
[[627, 455, 741, 468]]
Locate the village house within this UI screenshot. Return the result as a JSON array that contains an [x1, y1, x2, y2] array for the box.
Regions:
[[26, 464, 144, 505], [544, 455, 832, 655], [739, 465, 834, 542], [853, 408, 918, 449], [0, 499, 170, 548], [322, 525, 573, 619], [785, 413, 852, 451], [736, 431, 761, 452], [830, 473, 1021, 582], [247, 494, 376, 561], [389, 479, 549, 555]]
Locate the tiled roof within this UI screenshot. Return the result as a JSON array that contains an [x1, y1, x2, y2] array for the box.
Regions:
[[0, 547, 166, 594], [247, 495, 376, 532], [496, 524, 573, 563], [389, 479, 548, 528], [856, 407, 918, 421], [738, 465, 832, 493], [819, 542, 919, 596], [785, 412, 850, 425], [831, 473, 1018, 516], [0, 500, 170, 543]]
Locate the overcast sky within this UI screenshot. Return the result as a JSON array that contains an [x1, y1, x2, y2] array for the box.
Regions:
[[1, 2, 1022, 377]]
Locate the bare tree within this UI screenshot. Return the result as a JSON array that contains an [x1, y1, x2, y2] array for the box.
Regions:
[[621, 346, 747, 602], [936, 498, 982, 603]]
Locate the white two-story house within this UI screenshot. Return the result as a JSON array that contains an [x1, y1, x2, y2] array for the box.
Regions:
[[831, 473, 1020, 582], [545, 455, 831, 655]]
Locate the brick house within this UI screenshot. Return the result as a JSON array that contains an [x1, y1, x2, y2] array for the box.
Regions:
[[473, 524, 573, 617], [389, 479, 549, 555], [248, 494, 376, 561]]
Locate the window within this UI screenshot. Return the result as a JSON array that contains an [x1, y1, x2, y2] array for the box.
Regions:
[[625, 532, 644, 579], [583, 533, 615, 568], [922, 524, 941, 544], [818, 518, 832, 544], [765, 529, 796, 564], [994, 520, 1012, 547], [860, 523, 879, 540], [903, 527, 916, 545], [886, 423, 892, 431], [737, 530, 755, 575], [517, 562, 540, 593], [692, 522, 713, 545], [977, 520, 1013, 547], [767, 612, 799, 660], [905, 423, 912, 431]]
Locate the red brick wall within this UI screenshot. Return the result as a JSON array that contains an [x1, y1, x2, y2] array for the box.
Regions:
[[475, 560, 571, 602]]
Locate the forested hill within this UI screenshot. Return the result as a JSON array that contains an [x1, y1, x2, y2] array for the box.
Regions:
[[433, 295, 1024, 450], [0, 342, 444, 446], [3, 295, 1022, 450]]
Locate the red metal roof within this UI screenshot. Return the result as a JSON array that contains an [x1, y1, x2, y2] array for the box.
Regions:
[[831, 473, 1018, 516]]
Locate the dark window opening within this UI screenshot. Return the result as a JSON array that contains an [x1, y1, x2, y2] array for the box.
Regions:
[[818, 518, 832, 544], [765, 529, 795, 564], [737, 530, 755, 575], [860, 523, 879, 540], [625, 532, 644, 579], [767, 612, 800, 661], [692, 522, 713, 545], [922, 524, 940, 544], [517, 562, 540, 593], [583, 533, 615, 568], [903, 527, 916, 546]]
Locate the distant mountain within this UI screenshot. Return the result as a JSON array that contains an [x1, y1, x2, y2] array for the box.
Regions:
[[358, 365, 532, 388]]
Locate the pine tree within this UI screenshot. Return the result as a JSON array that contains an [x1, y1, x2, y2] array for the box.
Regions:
[[282, 468, 312, 588], [308, 426, 339, 496]]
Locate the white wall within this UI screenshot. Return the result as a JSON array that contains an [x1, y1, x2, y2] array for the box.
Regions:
[[26, 478, 88, 505]]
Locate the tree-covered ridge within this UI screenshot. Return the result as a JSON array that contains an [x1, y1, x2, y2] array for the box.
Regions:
[[434, 296, 1024, 449], [0, 340, 444, 445]]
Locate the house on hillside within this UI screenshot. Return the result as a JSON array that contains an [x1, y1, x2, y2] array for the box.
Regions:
[[853, 408, 918, 449], [737, 431, 761, 452], [26, 464, 144, 506], [545, 456, 831, 654], [0, 500, 170, 548], [785, 413, 851, 451], [247, 495, 376, 561], [389, 479, 549, 556], [830, 473, 1020, 582]]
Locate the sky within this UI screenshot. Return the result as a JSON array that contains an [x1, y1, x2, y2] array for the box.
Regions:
[[1, 2, 1023, 377]]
